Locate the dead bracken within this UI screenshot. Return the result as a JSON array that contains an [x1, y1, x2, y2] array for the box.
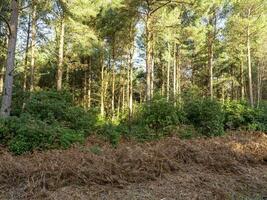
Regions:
[[0, 131, 266, 200]]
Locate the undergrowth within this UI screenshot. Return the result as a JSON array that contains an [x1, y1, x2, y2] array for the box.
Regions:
[[0, 90, 266, 155]]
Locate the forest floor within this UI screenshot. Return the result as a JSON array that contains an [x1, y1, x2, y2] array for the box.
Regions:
[[0, 131, 267, 200]]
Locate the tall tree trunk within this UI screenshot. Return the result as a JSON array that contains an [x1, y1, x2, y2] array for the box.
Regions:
[[145, 17, 152, 101], [176, 47, 181, 100], [111, 40, 116, 117], [151, 41, 154, 99], [240, 58, 245, 100], [23, 14, 31, 92], [167, 42, 171, 101], [173, 42, 177, 99], [257, 63, 262, 107], [87, 57, 91, 109], [247, 26, 254, 107], [129, 51, 133, 116], [30, 1, 37, 92], [208, 36, 214, 99], [0, 0, 19, 117], [57, 17, 65, 91], [100, 53, 105, 117]]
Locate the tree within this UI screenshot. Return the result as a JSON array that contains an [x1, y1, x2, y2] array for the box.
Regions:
[[0, 0, 19, 117]]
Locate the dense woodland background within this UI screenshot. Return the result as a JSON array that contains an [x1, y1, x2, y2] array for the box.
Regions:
[[0, 0, 266, 155]]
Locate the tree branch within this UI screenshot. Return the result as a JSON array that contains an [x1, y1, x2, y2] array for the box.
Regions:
[[0, 15, 11, 37]]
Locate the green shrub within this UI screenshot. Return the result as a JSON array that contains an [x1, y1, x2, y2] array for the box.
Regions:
[[125, 96, 185, 141], [136, 96, 185, 130], [59, 129, 84, 149], [98, 122, 122, 146], [23, 90, 73, 122], [0, 115, 85, 155], [184, 98, 225, 136], [223, 100, 267, 132]]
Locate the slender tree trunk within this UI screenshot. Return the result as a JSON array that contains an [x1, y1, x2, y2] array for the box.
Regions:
[[0, 0, 19, 117], [129, 51, 133, 116], [23, 14, 31, 92], [240, 58, 245, 100], [176, 47, 181, 100], [161, 61, 165, 96], [0, 65, 4, 94], [87, 57, 91, 109], [146, 17, 152, 101], [57, 17, 65, 91], [100, 54, 105, 117], [167, 42, 171, 101], [208, 36, 214, 99], [151, 41, 154, 99], [247, 26, 254, 107], [111, 40, 116, 117], [30, 1, 37, 92], [173, 42, 177, 99], [257, 63, 262, 107]]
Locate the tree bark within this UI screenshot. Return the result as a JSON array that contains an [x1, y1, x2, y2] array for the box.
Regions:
[[167, 42, 171, 101], [57, 17, 65, 91], [30, 0, 37, 92], [0, 0, 19, 117], [100, 53, 105, 117], [145, 17, 152, 101], [173, 42, 177, 98], [240, 58, 245, 100], [111, 39, 116, 117], [247, 26, 254, 107], [23, 13, 31, 92]]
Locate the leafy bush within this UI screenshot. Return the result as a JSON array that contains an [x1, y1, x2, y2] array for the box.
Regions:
[[124, 96, 185, 141], [223, 100, 267, 132], [23, 90, 73, 122], [0, 115, 85, 155], [136, 96, 185, 130], [184, 98, 225, 136]]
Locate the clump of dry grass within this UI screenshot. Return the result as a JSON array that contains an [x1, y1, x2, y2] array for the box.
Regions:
[[0, 132, 266, 199]]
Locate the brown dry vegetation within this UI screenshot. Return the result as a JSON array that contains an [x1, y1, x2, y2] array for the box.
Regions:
[[0, 132, 267, 200]]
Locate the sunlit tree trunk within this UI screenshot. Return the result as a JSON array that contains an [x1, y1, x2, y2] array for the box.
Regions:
[[87, 57, 91, 109], [57, 17, 65, 91], [208, 34, 214, 99], [247, 25, 254, 107], [145, 17, 152, 101], [176, 46, 181, 100], [240, 58, 245, 100], [30, 0, 37, 92], [173, 42, 177, 99], [111, 40, 116, 117], [0, 65, 4, 94], [0, 0, 19, 117], [23, 14, 31, 92], [167, 42, 171, 101], [100, 53, 105, 117], [151, 41, 154, 99]]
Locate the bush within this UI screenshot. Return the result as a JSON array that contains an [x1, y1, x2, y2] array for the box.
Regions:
[[0, 115, 85, 155], [136, 96, 185, 130], [184, 98, 225, 136], [23, 90, 73, 122], [125, 96, 185, 141], [223, 100, 267, 132]]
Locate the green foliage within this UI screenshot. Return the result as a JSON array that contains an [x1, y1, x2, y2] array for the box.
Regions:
[[223, 100, 267, 132], [23, 90, 73, 122], [0, 114, 85, 155], [184, 98, 225, 136], [123, 96, 185, 141], [136, 96, 185, 130]]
